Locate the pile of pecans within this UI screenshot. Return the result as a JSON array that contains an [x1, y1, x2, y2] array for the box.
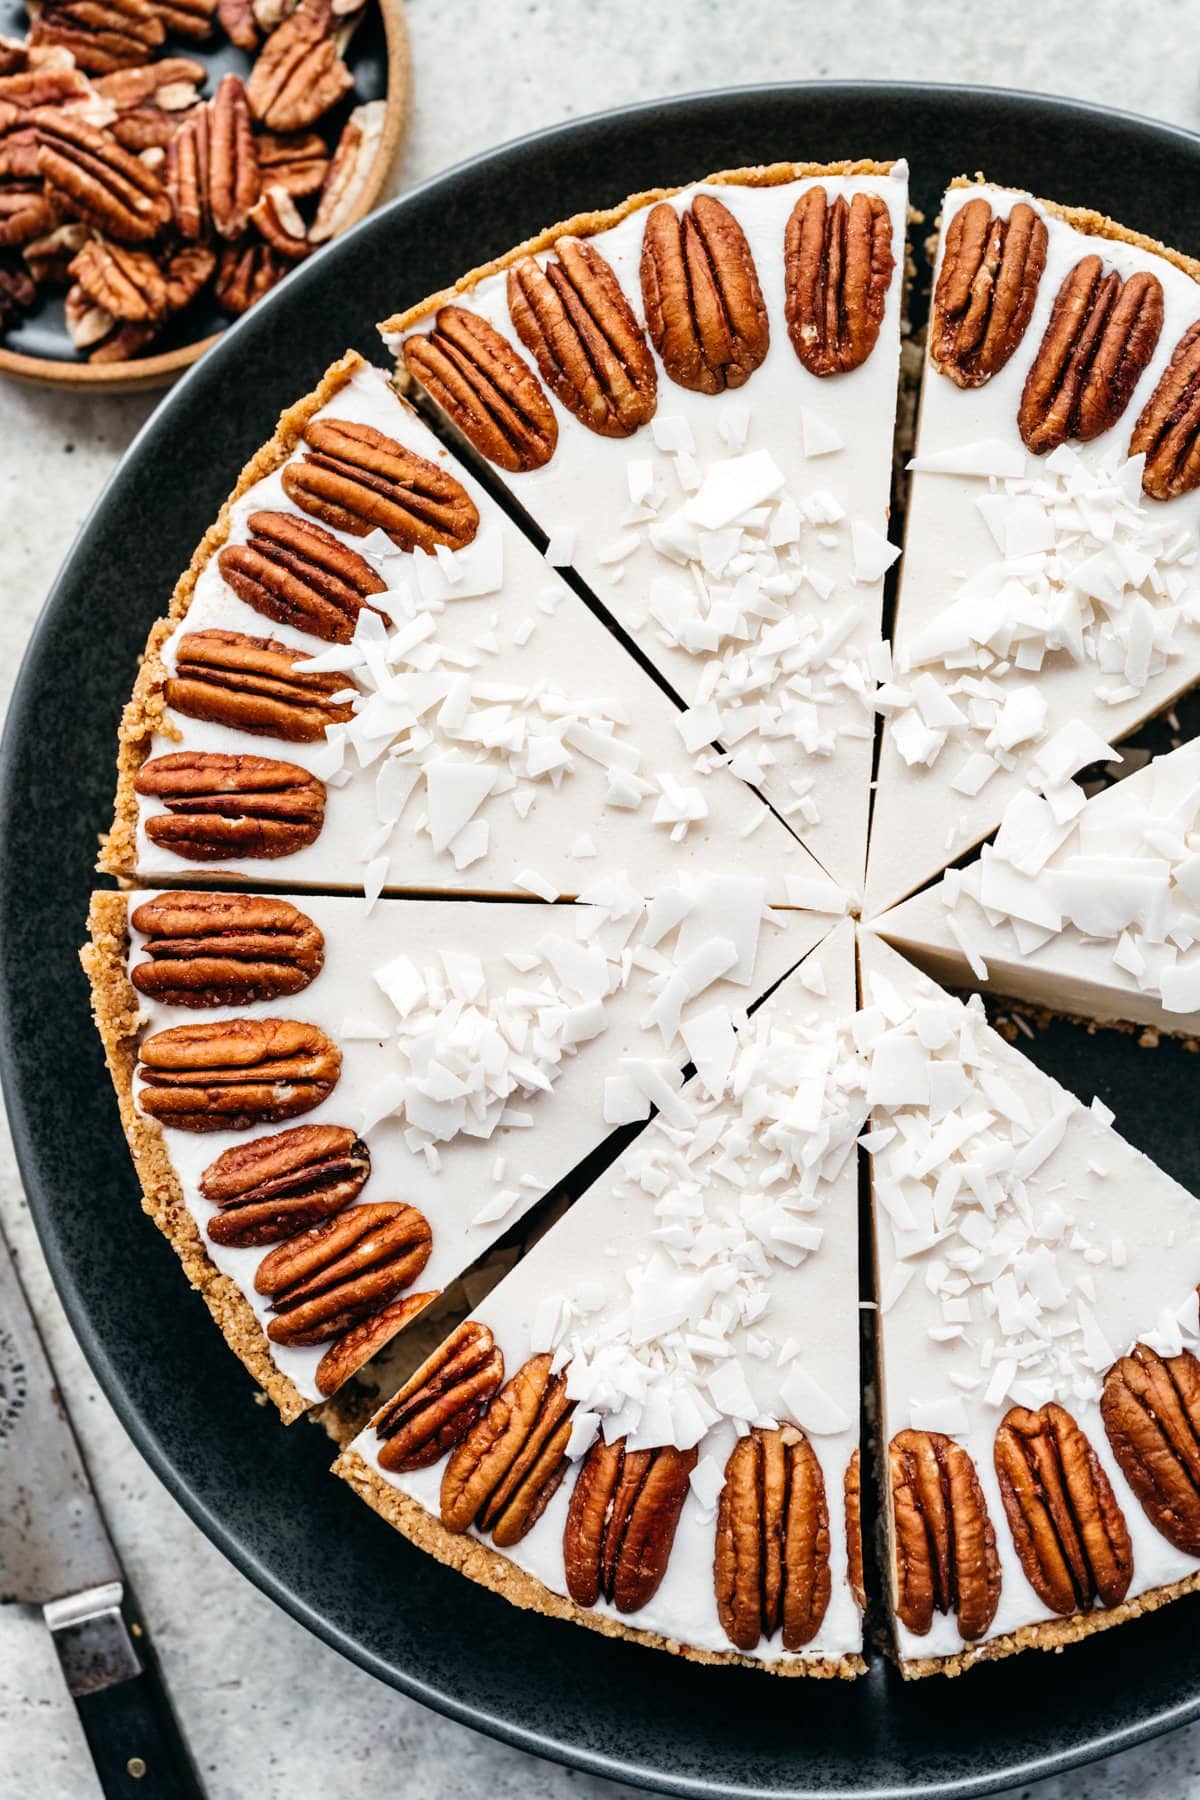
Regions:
[[0, 0, 386, 364]]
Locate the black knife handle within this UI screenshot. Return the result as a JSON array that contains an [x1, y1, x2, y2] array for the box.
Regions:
[[48, 1588, 204, 1800], [74, 1667, 204, 1800]]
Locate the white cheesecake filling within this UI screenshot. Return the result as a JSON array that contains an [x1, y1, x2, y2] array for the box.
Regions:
[[868, 181, 1200, 916], [127, 887, 827, 1405], [133, 365, 839, 910], [389, 166, 909, 900], [353, 920, 865, 1664]]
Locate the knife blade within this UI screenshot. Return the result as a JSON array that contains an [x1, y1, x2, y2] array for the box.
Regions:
[[0, 1219, 204, 1798]]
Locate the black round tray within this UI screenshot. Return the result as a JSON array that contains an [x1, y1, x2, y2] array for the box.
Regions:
[[4, 82, 1200, 1799]]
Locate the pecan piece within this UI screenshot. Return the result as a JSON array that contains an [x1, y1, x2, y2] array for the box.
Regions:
[[640, 193, 769, 395], [24, 220, 89, 284], [315, 1291, 437, 1397], [845, 1446, 865, 1611], [69, 234, 165, 320], [218, 510, 387, 642], [27, 0, 164, 74], [441, 1353, 574, 1548], [146, 0, 214, 38], [248, 182, 306, 259], [165, 627, 353, 740], [165, 103, 207, 237], [994, 1401, 1132, 1615], [714, 1424, 831, 1652], [507, 236, 657, 438], [931, 197, 1048, 388], [88, 318, 159, 361], [0, 38, 27, 75], [96, 57, 205, 151], [376, 1319, 505, 1473], [130, 889, 324, 1007], [564, 1436, 697, 1615], [0, 64, 96, 110], [137, 1015, 340, 1132], [0, 109, 41, 183], [255, 1200, 432, 1345], [308, 98, 382, 244], [785, 186, 894, 377], [246, 0, 352, 133], [207, 73, 259, 240], [202, 1121, 368, 1247], [1102, 1343, 1200, 1553], [403, 305, 558, 473], [35, 109, 171, 243], [253, 0, 296, 29], [1018, 257, 1164, 454], [64, 277, 117, 348], [162, 239, 214, 309], [217, 0, 258, 47], [204, 1125, 361, 1246], [135, 749, 326, 861], [890, 1429, 1000, 1640], [0, 185, 58, 248], [1130, 319, 1200, 500], [0, 254, 35, 324], [213, 237, 284, 313], [282, 417, 480, 552], [254, 128, 327, 198]]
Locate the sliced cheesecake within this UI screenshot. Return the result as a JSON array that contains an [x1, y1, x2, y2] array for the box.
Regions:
[[867, 179, 1200, 916], [869, 739, 1200, 1036], [83, 882, 825, 1419], [859, 930, 1200, 1675], [383, 162, 909, 899], [102, 353, 838, 912], [337, 920, 868, 1673]]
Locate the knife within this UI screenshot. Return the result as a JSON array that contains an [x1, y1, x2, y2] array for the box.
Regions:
[[0, 1220, 204, 1799]]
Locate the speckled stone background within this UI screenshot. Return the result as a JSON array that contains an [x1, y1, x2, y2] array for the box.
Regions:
[[4, 5, 1200, 1796]]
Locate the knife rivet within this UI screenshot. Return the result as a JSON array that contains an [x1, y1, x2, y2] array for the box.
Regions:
[[127, 1758, 147, 1779]]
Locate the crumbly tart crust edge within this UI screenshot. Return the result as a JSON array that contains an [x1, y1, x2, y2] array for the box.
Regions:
[[379, 158, 901, 337], [894, 1565, 1200, 1680], [333, 1445, 866, 1678], [946, 171, 1200, 286], [99, 348, 371, 883], [80, 888, 310, 1423]]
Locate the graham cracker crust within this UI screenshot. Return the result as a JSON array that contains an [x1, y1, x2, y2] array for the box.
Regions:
[[897, 1566, 1200, 1679], [80, 889, 311, 1422], [333, 1446, 866, 1679], [379, 159, 901, 339]]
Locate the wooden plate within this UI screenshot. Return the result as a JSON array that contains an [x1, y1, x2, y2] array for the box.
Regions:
[[0, 0, 409, 391]]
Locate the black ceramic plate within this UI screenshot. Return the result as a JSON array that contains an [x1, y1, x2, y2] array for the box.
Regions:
[[4, 83, 1200, 1800]]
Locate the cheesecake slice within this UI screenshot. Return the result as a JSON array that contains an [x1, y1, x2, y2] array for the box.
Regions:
[[102, 352, 838, 912], [869, 739, 1200, 1036], [383, 161, 908, 899], [859, 930, 1200, 1676], [867, 179, 1200, 917], [83, 882, 826, 1420], [336, 919, 868, 1674]]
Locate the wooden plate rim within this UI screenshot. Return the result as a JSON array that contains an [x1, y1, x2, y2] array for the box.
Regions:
[[0, 0, 410, 394]]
